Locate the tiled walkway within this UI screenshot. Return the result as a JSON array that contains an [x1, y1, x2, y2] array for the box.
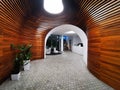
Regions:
[[0, 52, 113, 90]]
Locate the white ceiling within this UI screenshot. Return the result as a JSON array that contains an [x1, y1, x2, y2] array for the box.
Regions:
[[52, 26, 78, 36]]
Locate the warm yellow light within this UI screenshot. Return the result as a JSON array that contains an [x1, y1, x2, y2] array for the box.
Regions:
[[44, 0, 64, 14]]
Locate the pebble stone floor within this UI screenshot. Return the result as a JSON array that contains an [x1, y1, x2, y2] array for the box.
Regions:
[[0, 52, 113, 90]]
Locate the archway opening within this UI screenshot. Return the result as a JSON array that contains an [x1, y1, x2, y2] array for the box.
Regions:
[[44, 24, 88, 65]]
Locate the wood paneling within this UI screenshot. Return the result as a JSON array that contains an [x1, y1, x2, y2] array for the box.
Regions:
[[0, 0, 120, 89], [79, 0, 120, 89], [0, 0, 27, 83], [87, 24, 120, 90], [20, 26, 50, 60]]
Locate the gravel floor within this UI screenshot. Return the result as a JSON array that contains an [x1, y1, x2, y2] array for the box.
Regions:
[[0, 52, 113, 90]]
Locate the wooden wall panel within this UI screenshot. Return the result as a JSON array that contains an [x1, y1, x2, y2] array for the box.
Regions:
[[87, 24, 120, 90], [20, 27, 49, 60], [80, 0, 120, 89], [19, 16, 50, 60], [0, 0, 27, 83], [0, 0, 120, 89]]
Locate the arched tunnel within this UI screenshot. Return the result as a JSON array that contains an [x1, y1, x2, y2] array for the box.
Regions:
[[0, 0, 120, 89]]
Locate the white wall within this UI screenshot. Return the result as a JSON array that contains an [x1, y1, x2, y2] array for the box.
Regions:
[[72, 46, 83, 55], [71, 35, 83, 55], [72, 35, 82, 46]]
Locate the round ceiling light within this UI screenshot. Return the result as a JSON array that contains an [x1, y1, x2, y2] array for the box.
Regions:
[[44, 0, 64, 14]]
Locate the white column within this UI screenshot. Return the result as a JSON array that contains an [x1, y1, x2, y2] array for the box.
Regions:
[[61, 35, 64, 52]]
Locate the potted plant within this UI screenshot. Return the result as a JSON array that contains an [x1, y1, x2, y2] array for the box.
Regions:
[[20, 44, 32, 71], [11, 54, 21, 80], [11, 44, 32, 71]]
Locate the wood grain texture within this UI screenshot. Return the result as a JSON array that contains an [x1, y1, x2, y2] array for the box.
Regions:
[[0, 0, 120, 89], [81, 0, 120, 89], [87, 25, 120, 89], [0, 0, 26, 83], [20, 26, 50, 60]]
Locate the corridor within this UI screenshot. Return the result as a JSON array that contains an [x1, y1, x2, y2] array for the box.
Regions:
[[0, 52, 113, 90]]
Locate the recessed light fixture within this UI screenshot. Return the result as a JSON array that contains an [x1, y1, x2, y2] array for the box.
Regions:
[[65, 31, 76, 34], [44, 0, 64, 14]]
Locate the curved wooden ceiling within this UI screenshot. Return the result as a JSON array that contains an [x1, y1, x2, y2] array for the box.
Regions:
[[22, 0, 83, 31], [1, 0, 119, 30], [0, 0, 120, 89]]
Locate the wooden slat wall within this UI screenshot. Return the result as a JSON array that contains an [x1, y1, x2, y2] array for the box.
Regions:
[[76, 0, 120, 89], [20, 18, 50, 59], [0, 0, 120, 89], [20, 29, 46, 59], [0, 0, 28, 83]]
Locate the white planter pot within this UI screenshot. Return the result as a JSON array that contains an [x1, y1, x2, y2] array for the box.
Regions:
[[24, 63, 30, 70], [23, 60, 30, 71], [11, 72, 20, 80]]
